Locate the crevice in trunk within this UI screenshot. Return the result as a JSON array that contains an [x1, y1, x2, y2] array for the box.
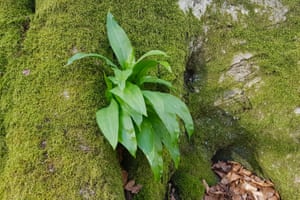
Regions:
[[184, 37, 206, 94]]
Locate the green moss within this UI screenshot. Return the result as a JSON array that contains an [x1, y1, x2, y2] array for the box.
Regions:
[[4, 0, 297, 199], [0, 0, 34, 181], [0, 115, 7, 173], [173, 173, 208, 200], [0, 1, 125, 199], [172, 152, 217, 199], [0, 0, 204, 199], [180, 0, 300, 199], [231, 4, 300, 198]]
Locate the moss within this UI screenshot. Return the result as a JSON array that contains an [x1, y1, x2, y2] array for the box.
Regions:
[[172, 152, 217, 199], [0, 115, 7, 173], [232, 4, 300, 198], [178, 0, 300, 199], [4, 0, 297, 199], [0, 0, 204, 199], [0, 0, 34, 180], [0, 1, 125, 199], [173, 172, 208, 200]]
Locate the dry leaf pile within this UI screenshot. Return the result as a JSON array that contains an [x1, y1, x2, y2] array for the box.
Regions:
[[203, 161, 280, 200]]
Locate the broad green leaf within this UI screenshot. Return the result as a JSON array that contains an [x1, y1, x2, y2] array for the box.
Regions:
[[151, 128, 164, 180], [119, 109, 137, 157], [142, 90, 180, 141], [108, 68, 132, 90], [143, 90, 194, 137], [158, 61, 172, 73], [131, 60, 172, 82], [162, 94, 194, 137], [127, 48, 136, 69], [106, 12, 134, 69], [131, 60, 158, 80], [150, 114, 180, 168], [111, 82, 147, 116], [137, 119, 163, 180], [96, 99, 119, 149], [119, 99, 143, 130], [161, 130, 180, 168], [136, 119, 154, 155], [138, 76, 174, 89], [136, 50, 168, 64], [66, 52, 117, 68]]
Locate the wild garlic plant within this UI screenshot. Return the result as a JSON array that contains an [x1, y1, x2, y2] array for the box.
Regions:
[[67, 12, 194, 180]]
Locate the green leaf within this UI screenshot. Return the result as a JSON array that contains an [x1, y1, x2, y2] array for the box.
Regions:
[[138, 76, 174, 89], [120, 102, 143, 130], [161, 132, 180, 168], [106, 12, 134, 69], [162, 94, 194, 138], [119, 109, 137, 157], [143, 91, 180, 140], [131, 60, 158, 79], [136, 50, 168, 64], [66, 52, 117, 68], [158, 61, 172, 73], [96, 99, 119, 149], [143, 90, 194, 138], [127, 48, 136, 69], [150, 115, 180, 168], [108, 68, 132, 90], [111, 82, 147, 116], [136, 119, 154, 155], [137, 119, 163, 180], [131, 60, 171, 82]]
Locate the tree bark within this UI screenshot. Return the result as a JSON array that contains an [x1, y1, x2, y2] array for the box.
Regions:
[[0, 1, 125, 199], [0, 0, 198, 199]]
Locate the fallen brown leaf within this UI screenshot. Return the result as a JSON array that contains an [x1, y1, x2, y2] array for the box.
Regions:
[[203, 161, 280, 200], [124, 179, 143, 194]]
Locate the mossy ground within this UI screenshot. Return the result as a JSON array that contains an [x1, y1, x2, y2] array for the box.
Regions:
[[173, 0, 300, 199]]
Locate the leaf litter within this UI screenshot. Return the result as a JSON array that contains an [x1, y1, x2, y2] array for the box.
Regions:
[[203, 161, 280, 200]]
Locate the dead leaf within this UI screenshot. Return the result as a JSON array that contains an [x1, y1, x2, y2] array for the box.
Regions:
[[124, 179, 143, 194], [203, 161, 280, 200]]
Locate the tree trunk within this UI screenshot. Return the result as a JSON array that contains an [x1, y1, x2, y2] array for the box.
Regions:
[[0, 1, 124, 199], [0, 0, 199, 199]]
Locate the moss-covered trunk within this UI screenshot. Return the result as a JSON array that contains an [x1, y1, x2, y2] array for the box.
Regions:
[[0, 0, 200, 199], [0, 0, 33, 174], [0, 0, 126, 199]]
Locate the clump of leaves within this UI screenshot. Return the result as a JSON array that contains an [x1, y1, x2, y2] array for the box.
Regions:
[[67, 12, 194, 180]]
